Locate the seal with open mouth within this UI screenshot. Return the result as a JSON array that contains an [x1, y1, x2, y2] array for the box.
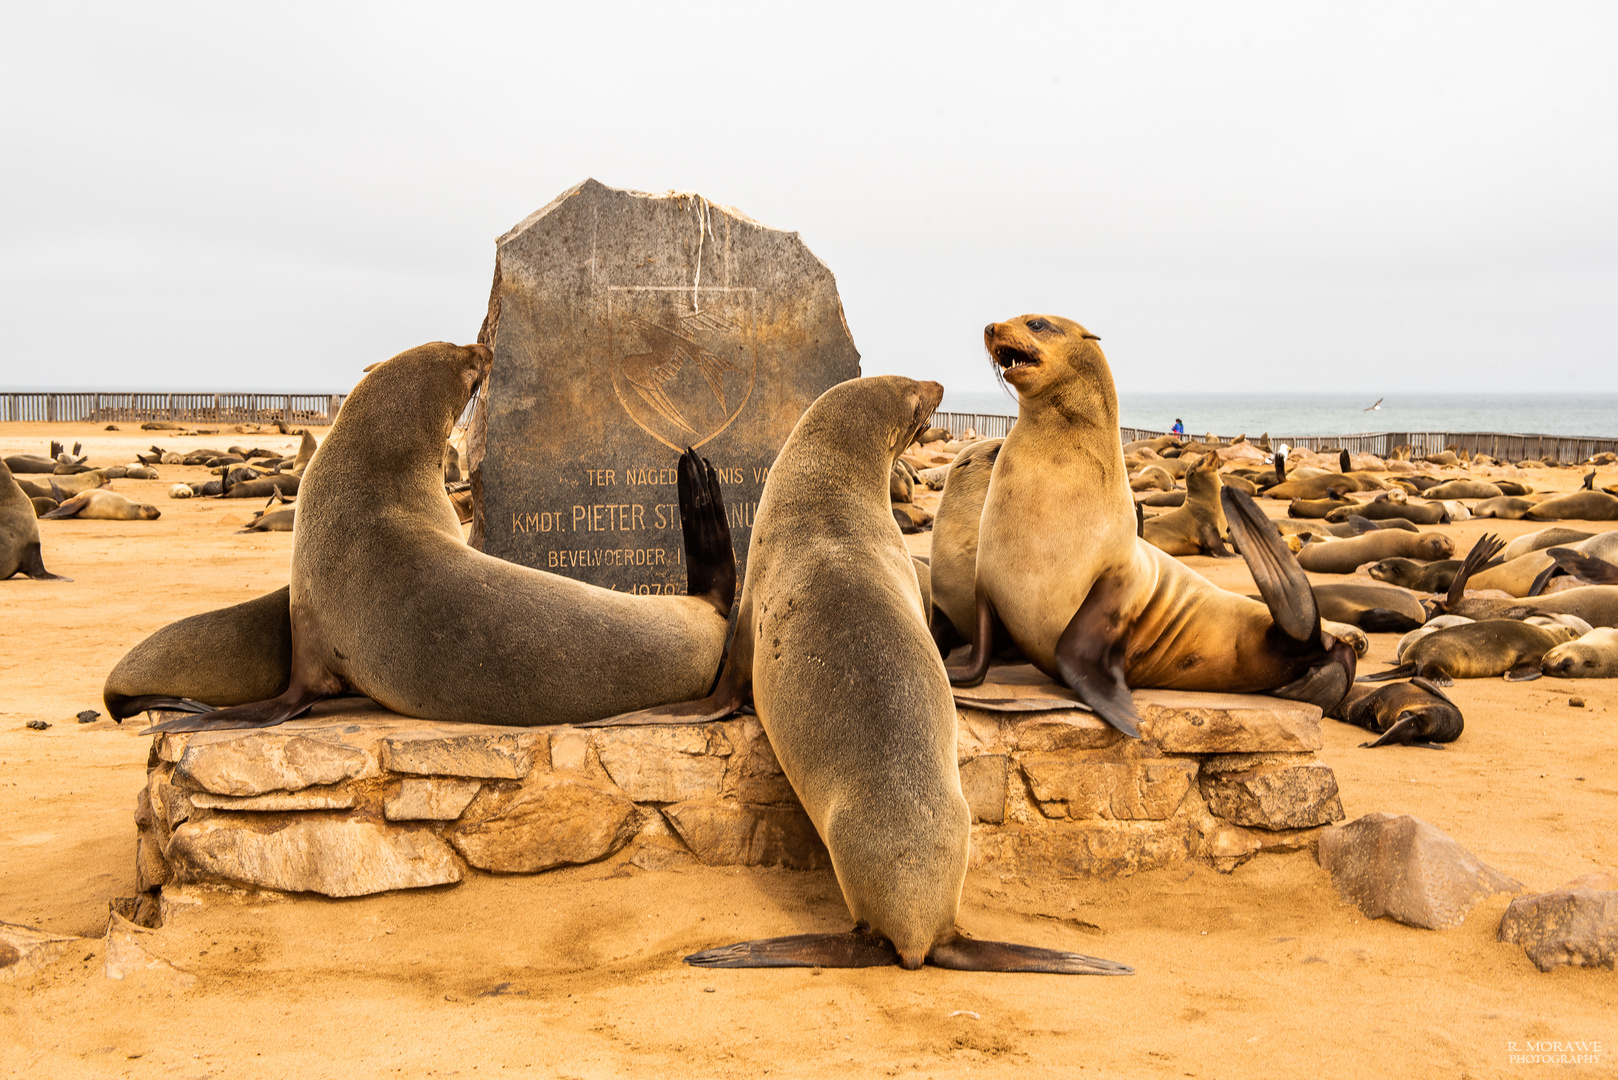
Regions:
[[952, 314, 1355, 736]]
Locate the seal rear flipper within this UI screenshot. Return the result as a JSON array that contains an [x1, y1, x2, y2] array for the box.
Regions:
[[1221, 488, 1319, 644], [1547, 547, 1618, 586], [946, 590, 1000, 688], [1525, 563, 1558, 597], [1053, 575, 1141, 739], [143, 686, 326, 733], [1269, 634, 1355, 712], [17, 542, 69, 581], [1443, 533, 1506, 610], [1357, 609, 1423, 633], [929, 605, 964, 656], [1358, 663, 1416, 683], [1503, 664, 1542, 682], [685, 932, 900, 969], [927, 935, 1133, 975], [679, 449, 736, 617], [108, 694, 216, 722]]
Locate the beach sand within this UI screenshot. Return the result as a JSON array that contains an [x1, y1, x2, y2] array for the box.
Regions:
[[2, 422, 1615, 1078]]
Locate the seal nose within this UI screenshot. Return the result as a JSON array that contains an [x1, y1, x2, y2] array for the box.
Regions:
[[984, 323, 997, 339]]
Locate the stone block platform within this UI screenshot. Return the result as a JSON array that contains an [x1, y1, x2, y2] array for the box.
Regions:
[[133, 676, 1345, 902]]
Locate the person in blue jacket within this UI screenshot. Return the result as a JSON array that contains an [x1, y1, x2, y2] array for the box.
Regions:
[[1171, 418, 1185, 436]]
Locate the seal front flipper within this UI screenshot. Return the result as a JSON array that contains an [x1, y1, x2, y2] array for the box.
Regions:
[[18, 542, 69, 581], [1221, 488, 1317, 643], [1547, 547, 1618, 586], [928, 934, 1133, 975], [1053, 574, 1141, 739], [679, 449, 736, 617], [686, 931, 901, 969]]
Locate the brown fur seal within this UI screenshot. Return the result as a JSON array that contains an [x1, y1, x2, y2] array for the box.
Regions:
[[951, 315, 1354, 737], [1502, 527, 1596, 562], [587, 376, 1130, 975], [124, 341, 735, 730], [928, 438, 1003, 648], [1295, 531, 1453, 575], [3, 455, 58, 474], [1421, 480, 1503, 500], [1141, 453, 1232, 558], [1541, 628, 1618, 678], [16, 471, 108, 500], [1288, 492, 1354, 519], [239, 507, 296, 533], [1263, 473, 1383, 500], [1526, 490, 1618, 521], [220, 475, 301, 499], [1361, 619, 1579, 684], [1310, 583, 1427, 632], [1472, 496, 1539, 519], [1324, 496, 1449, 526], [1, 460, 68, 580], [1129, 465, 1176, 492], [41, 490, 160, 521], [1331, 678, 1463, 748], [1366, 557, 1473, 594]]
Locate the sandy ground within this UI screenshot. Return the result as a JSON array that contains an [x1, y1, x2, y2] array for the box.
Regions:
[[2, 421, 1616, 1079]]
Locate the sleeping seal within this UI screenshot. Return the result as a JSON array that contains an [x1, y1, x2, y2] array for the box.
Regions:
[[1330, 678, 1464, 748]]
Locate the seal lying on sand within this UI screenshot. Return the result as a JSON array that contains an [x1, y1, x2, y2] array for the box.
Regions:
[[114, 341, 735, 730], [1331, 678, 1463, 748], [586, 377, 1132, 975], [950, 315, 1355, 737]]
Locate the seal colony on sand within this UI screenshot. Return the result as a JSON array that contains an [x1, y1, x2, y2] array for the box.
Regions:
[[948, 315, 1355, 737], [108, 341, 736, 730], [585, 377, 1131, 975]]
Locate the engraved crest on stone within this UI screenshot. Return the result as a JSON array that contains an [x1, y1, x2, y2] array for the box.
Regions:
[[607, 288, 756, 451]]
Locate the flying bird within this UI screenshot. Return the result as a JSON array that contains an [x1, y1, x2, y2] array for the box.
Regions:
[[1364, 397, 1384, 412], [619, 316, 742, 433]]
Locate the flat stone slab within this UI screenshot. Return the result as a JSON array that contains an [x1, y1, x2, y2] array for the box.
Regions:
[[134, 694, 1344, 900], [1317, 813, 1522, 930]]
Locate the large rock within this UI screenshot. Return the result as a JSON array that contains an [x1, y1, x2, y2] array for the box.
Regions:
[[1020, 757, 1197, 821], [449, 776, 640, 872], [384, 778, 482, 821], [103, 912, 196, 987], [0, 921, 84, 982], [973, 817, 1196, 879], [1317, 813, 1522, 930], [472, 179, 862, 584], [174, 733, 369, 796], [663, 799, 830, 870], [1200, 763, 1344, 830], [593, 725, 729, 802], [167, 815, 464, 897], [1499, 884, 1618, 971], [1135, 691, 1323, 753], [959, 756, 1009, 824]]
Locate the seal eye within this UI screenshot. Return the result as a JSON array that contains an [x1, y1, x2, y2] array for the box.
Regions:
[[1027, 318, 1049, 332]]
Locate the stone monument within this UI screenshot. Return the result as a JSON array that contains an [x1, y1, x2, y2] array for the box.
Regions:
[[469, 179, 862, 594]]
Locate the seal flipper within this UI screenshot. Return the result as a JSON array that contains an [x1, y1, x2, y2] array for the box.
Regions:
[[1441, 533, 1506, 612], [946, 590, 999, 688], [143, 682, 330, 732], [1220, 487, 1317, 643], [1547, 547, 1618, 586], [1053, 574, 1141, 739], [679, 449, 736, 617], [1358, 662, 1416, 683], [686, 932, 901, 969], [17, 542, 69, 581], [928, 934, 1133, 975]]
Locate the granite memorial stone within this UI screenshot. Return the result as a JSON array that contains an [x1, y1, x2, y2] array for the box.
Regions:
[[471, 179, 862, 593]]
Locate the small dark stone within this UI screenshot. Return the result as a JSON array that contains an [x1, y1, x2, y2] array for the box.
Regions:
[[25, 720, 50, 731], [76, 710, 100, 723], [1569, 697, 1585, 708]]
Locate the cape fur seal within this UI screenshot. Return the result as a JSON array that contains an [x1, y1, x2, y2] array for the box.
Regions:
[[1541, 628, 1618, 678], [41, 490, 160, 521], [1295, 531, 1453, 575], [952, 315, 1354, 737], [1140, 453, 1233, 558], [1310, 583, 1427, 632], [1361, 619, 1579, 684], [928, 438, 1003, 649], [120, 341, 735, 730], [1331, 678, 1463, 748], [1, 460, 68, 580], [1526, 491, 1618, 521], [589, 377, 1130, 975]]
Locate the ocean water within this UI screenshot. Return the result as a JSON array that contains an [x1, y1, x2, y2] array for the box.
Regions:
[[938, 390, 1618, 439]]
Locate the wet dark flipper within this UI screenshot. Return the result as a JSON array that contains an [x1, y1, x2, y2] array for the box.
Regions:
[[1526, 563, 1558, 597], [144, 685, 327, 732], [1444, 533, 1506, 609], [1547, 547, 1618, 586], [685, 932, 900, 969], [1357, 609, 1423, 633], [1363, 715, 1420, 747], [110, 694, 217, 722], [946, 591, 998, 688], [679, 449, 737, 616], [1270, 647, 1353, 711], [1220, 488, 1317, 643], [929, 605, 964, 657], [1053, 574, 1141, 738], [1358, 663, 1417, 683], [928, 935, 1133, 975], [1504, 664, 1542, 682]]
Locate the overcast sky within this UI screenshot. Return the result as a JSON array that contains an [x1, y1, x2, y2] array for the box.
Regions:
[[3, 2, 1614, 396]]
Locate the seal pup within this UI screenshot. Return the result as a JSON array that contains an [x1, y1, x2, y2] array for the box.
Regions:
[[1, 460, 68, 580], [1331, 679, 1463, 748], [1360, 619, 1579, 684], [1541, 628, 1618, 678], [591, 376, 1130, 975], [41, 490, 161, 521], [1140, 453, 1233, 558], [954, 315, 1354, 737], [1310, 583, 1427, 632], [127, 341, 735, 730]]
